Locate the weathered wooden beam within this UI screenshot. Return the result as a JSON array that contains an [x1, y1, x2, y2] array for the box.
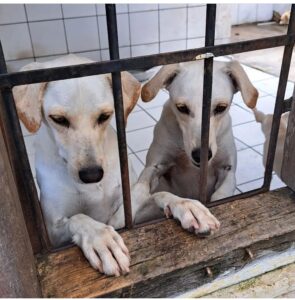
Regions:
[[0, 127, 41, 297], [36, 187, 295, 298]]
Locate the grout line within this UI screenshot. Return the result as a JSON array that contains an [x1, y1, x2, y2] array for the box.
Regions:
[[131, 151, 145, 166], [237, 176, 264, 188], [185, 4, 188, 50], [23, 4, 36, 62], [157, 4, 160, 54], [61, 4, 70, 54], [126, 124, 155, 134], [95, 5, 103, 61], [127, 4, 132, 58]]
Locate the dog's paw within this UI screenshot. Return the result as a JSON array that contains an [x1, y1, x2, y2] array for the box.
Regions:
[[163, 198, 220, 236], [70, 215, 130, 276]]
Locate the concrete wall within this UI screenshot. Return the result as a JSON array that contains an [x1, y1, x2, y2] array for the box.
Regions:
[[231, 3, 291, 25]]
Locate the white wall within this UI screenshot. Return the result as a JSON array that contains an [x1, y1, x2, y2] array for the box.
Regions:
[[0, 4, 231, 72], [231, 3, 291, 25]]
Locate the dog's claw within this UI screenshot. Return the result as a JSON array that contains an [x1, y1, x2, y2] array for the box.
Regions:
[[164, 205, 172, 218]]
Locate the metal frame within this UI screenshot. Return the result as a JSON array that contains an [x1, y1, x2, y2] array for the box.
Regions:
[[0, 4, 294, 254]]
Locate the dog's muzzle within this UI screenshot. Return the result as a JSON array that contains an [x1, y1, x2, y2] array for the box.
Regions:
[[191, 148, 212, 167], [79, 166, 104, 183]]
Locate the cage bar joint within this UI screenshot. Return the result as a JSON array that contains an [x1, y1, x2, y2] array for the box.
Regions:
[[195, 53, 214, 60]]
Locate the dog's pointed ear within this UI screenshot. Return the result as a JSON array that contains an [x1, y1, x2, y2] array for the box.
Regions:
[[107, 72, 141, 123], [226, 60, 258, 109], [141, 64, 179, 102], [12, 62, 48, 133]]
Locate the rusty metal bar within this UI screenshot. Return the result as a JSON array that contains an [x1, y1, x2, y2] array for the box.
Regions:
[[263, 4, 295, 189], [106, 4, 133, 229], [0, 34, 293, 89], [0, 42, 50, 254], [0, 109, 41, 297], [200, 4, 216, 204]]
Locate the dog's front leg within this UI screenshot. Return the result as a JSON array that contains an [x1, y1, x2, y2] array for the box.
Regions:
[[152, 192, 220, 236], [108, 164, 170, 228], [211, 168, 236, 201], [67, 214, 130, 276]]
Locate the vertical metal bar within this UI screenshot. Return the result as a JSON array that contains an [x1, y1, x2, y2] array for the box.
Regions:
[[0, 125, 41, 297], [105, 4, 133, 229], [0, 43, 49, 253], [200, 4, 216, 204], [263, 4, 295, 189]]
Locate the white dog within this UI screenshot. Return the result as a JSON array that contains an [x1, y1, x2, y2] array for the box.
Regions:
[[13, 54, 220, 277], [252, 108, 289, 178], [139, 60, 258, 202]]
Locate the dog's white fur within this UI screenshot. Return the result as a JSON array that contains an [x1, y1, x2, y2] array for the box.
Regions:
[[139, 60, 258, 202], [13, 54, 220, 277], [280, 11, 290, 25], [252, 108, 289, 178]]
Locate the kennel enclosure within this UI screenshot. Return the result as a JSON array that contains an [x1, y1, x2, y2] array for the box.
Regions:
[[1, 4, 295, 297]]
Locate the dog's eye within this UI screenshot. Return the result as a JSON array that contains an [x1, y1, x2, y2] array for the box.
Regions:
[[49, 115, 70, 128], [214, 104, 228, 115], [98, 113, 111, 124], [176, 104, 190, 115]]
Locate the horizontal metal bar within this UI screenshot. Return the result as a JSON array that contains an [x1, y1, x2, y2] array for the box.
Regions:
[[0, 34, 293, 88], [207, 187, 268, 208]]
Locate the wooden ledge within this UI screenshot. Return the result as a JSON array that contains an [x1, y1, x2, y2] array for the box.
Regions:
[[36, 187, 295, 298]]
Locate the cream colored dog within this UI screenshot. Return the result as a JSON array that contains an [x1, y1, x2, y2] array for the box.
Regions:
[[252, 108, 289, 178], [13, 54, 220, 277], [139, 60, 258, 202]]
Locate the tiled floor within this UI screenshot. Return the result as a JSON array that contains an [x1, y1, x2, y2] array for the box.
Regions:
[[22, 59, 289, 197]]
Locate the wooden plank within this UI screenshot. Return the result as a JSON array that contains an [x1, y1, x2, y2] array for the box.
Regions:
[[0, 127, 41, 297], [282, 89, 295, 190], [36, 188, 295, 298]]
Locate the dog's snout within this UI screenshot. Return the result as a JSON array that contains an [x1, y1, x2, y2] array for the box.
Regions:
[[191, 148, 212, 165], [79, 166, 104, 183]]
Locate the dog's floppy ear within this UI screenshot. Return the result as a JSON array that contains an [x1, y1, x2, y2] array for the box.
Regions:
[[121, 71, 141, 121], [226, 60, 258, 109], [107, 72, 141, 123], [13, 62, 48, 133], [141, 64, 179, 102]]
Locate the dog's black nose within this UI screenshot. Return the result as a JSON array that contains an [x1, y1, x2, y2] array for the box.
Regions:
[[191, 148, 212, 165], [79, 166, 104, 183]]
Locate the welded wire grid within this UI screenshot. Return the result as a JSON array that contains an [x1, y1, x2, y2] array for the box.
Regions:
[[0, 4, 294, 253]]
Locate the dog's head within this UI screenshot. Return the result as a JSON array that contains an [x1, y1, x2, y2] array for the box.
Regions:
[[141, 60, 258, 167], [13, 54, 141, 184]]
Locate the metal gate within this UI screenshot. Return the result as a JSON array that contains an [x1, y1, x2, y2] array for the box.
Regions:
[[0, 4, 294, 254]]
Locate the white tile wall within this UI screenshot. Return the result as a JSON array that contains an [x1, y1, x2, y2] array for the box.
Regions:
[[62, 4, 96, 18], [130, 11, 159, 45], [129, 4, 158, 12], [0, 4, 26, 24], [160, 40, 186, 53], [26, 4, 62, 21], [131, 43, 159, 57], [29, 20, 67, 56], [160, 8, 186, 41], [0, 3, 234, 65], [0, 23, 33, 60], [65, 17, 100, 52], [187, 5, 206, 38]]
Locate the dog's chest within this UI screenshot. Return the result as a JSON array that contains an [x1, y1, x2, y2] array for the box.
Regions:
[[77, 175, 122, 223]]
